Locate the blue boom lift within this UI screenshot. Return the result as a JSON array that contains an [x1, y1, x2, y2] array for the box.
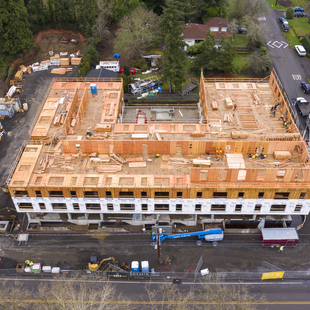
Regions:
[[152, 228, 224, 246]]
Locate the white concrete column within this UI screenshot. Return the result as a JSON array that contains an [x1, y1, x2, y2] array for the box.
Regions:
[[67, 213, 72, 220]]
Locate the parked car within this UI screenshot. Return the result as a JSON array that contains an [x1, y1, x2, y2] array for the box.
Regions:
[[294, 12, 307, 17], [279, 17, 287, 24], [237, 26, 247, 34], [295, 45, 307, 56], [130, 68, 136, 74], [131, 87, 143, 94], [300, 82, 310, 94], [293, 6, 304, 12], [147, 80, 163, 89], [282, 22, 289, 32]]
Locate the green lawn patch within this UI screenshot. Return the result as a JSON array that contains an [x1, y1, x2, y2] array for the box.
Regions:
[[232, 55, 248, 73], [266, 0, 287, 11], [283, 28, 301, 47], [232, 34, 249, 47], [289, 17, 310, 37]]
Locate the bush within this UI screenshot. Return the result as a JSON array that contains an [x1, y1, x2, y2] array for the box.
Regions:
[[129, 58, 149, 71], [77, 53, 92, 77], [301, 35, 310, 52], [84, 44, 99, 62], [120, 73, 132, 93], [286, 7, 294, 19], [259, 46, 268, 56], [123, 65, 130, 76]]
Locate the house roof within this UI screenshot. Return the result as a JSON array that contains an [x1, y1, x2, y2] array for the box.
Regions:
[[183, 18, 230, 41], [86, 67, 118, 78]]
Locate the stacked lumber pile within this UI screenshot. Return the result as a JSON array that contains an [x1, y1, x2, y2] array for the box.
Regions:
[[211, 101, 218, 110], [168, 157, 190, 167], [60, 58, 70, 66], [95, 124, 112, 132], [110, 153, 126, 164], [71, 57, 82, 65], [97, 165, 122, 173], [231, 131, 248, 139], [15, 70, 23, 82], [273, 151, 292, 160], [227, 154, 245, 168], [129, 162, 146, 168], [193, 159, 211, 167], [126, 157, 144, 162]]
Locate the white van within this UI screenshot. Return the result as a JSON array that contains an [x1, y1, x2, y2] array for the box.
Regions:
[[99, 61, 120, 72]]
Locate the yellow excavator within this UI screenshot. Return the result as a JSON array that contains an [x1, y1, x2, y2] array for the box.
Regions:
[[88, 256, 118, 271]]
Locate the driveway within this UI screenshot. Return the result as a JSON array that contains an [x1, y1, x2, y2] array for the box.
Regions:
[[259, 6, 310, 139]]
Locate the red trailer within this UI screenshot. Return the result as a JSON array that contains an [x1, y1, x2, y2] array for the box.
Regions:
[[260, 228, 299, 247]]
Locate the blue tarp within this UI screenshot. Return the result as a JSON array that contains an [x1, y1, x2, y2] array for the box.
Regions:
[[113, 54, 120, 58]]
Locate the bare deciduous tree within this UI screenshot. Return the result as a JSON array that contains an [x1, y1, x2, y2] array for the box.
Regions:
[[144, 275, 264, 310], [114, 6, 159, 60]]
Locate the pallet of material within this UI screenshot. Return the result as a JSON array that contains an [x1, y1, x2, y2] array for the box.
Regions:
[[97, 165, 122, 172], [129, 161, 146, 168], [193, 159, 211, 166], [60, 58, 70, 66], [225, 97, 233, 109], [160, 164, 173, 169], [169, 157, 189, 164], [190, 133, 205, 137], [41, 60, 50, 66], [231, 131, 248, 139], [15, 70, 23, 82], [227, 153, 245, 168], [132, 133, 148, 140], [53, 115, 61, 125], [211, 101, 218, 110], [95, 124, 112, 132], [71, 57, 82, 65], [126, 157, 144, 162], [51, 68, 67, 75], [273, 151, 292, 160]]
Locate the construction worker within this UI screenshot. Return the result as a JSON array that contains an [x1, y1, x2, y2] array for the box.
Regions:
[[233, 103, 237, 111], [283, 120, 288, 128], [279, 114, 285, 121], [278, 246, 284, 253], [25, 260, 34, 266]]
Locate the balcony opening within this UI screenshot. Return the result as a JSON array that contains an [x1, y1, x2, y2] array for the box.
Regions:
[[176, 204, 182, 211], [295, 205, 302, 212], [254, 204, 262, 212], [48, 191, 64, 198], [70, 191, 77, 198], [238, 192, 244, 199], [258, 192, 264, 199], [52, 203, 67, 210], [196, 192, 202, 198], [299, 192, 306, 200], [120, 204, 135, 210], [155, 192, 169, 199], [195, 204, 202, 211], [35, 191, 42, 198], [274, 192, 289, 200], [211, 204, 226, 211], [270, 204, 286, 212], [213, 192, 227, 199], [119, 191, 134, 199], [107, 204, 114, 210], [235, 205, 242, 212], [106, 191, 112, 198], [84, 191, 99, 198], [155, 204, 169, 211], [177, 192, 183, 199], [142, 204, 148, 211], [86, 203, 101, 210], [73, 203, 79, 210], [141, 192, 147, 198], [17, 203, 33, 210], [14, 190, 28, 197], [39, 203, 46, 210]]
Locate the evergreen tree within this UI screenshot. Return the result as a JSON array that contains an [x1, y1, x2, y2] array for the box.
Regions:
[[24, 0, 46, 32], [0, 0, 33, 56], [216, 36, 236, 72], [159, 0, 187, 93]]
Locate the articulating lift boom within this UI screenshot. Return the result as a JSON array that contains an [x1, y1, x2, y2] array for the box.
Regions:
[[152, 228, 224, 245]]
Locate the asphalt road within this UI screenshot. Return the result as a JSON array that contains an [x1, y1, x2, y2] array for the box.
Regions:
[[259, 6, 310, 139], [1, 277, 310, 309]]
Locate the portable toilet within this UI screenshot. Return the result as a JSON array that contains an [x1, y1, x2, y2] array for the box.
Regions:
[[131, 261, 139, 273], [141, 261, 149, 273], [90, 83, 97, 95]]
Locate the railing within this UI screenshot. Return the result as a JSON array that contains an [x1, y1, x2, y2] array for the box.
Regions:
[[0, 268, 309, 281], [203, 77, 269, 83], [124, 94, 199, 101], [120, 118, 206, 124]]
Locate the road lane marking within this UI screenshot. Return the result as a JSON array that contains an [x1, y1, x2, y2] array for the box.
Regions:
[[281, 41, 288, 48], [267, 41, 274, 48], [292, 75, 302, 80]]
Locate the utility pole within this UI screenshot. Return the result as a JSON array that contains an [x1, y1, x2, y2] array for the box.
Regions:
[[155, 220, 161, 263]]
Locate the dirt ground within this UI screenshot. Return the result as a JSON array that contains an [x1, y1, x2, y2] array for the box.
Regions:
[[35, 33, 88, 63]]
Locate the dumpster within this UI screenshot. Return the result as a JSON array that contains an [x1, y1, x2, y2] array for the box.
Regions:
[[260, 228, 299, 247]]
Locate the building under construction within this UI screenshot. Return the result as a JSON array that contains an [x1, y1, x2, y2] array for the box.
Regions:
[[6, 71, 310, 229]]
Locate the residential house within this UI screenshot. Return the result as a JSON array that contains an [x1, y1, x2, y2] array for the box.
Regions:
[[183, 17, 230, 51]]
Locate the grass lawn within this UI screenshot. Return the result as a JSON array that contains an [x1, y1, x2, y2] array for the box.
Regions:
[[232, 34, 249, 47], [289, 17, 310, 37], [283, 28, 301, 47], [266, 0, 287, 11], [232, 55, 248, 73]]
